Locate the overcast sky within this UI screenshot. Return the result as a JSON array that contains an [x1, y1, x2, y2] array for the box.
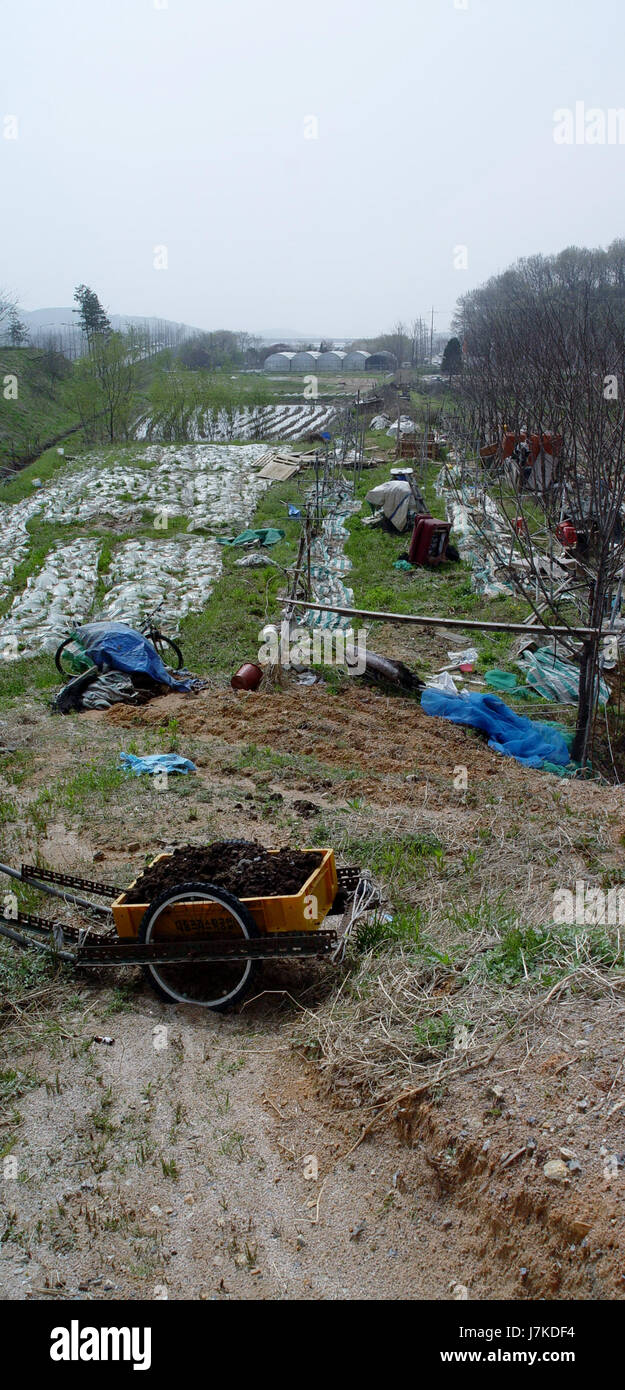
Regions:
[[2, 0, 625, 338]]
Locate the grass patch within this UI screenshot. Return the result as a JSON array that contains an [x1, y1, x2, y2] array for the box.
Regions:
[[36, 759, 127, 817], [413, 1013, 455, 1054], [0, 1066, 39, 1112], [0, 794, 18, 823], [178, 476, 304, 676], [476, 922, 624, 987], [230, 741, 361, 784], [313, 827, 444, 887], [345, 460, 532, 669], [355, 907, 424, 953]]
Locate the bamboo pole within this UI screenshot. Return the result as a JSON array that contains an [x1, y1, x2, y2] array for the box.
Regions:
[[288, 598, 599, 638]]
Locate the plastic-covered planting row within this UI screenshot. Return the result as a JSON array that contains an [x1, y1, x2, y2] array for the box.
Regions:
[[435, 465, 512, 599], [29, 443, 270, 531], [0, 539, 101, 656], [0, 444, 271, 658], [101, 537, 223, 627], [136, 403, 335, 443]]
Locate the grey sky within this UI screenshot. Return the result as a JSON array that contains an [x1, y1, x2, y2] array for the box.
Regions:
[[2, 0, 625, 338]]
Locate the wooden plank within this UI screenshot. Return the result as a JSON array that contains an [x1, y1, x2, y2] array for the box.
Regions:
[[258, 459, 300, 480]]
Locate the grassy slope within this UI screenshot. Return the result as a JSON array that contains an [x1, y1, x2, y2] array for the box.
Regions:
[[0, 442, 309, 701], [0, 424, 558, 714], [0, 348, 85, 468], [346, 456, 530, 669], [179, 474, 305, 676]]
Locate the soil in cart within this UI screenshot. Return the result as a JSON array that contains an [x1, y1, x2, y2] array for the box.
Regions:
[[123, 841, 324, 903]]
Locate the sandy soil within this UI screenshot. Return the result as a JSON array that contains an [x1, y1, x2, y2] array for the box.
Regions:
[[1, 681, 625, 1301]]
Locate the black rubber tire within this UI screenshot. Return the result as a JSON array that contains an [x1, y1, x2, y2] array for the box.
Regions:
[[150, 634, 184, 672], [55, 636, 90, 676], [138, 879, 260, 1011]]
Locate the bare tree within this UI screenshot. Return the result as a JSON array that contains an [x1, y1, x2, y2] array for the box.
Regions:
[[393, 320, 408, 368], [446, 244, 625, 770], [0, 289, 18, 343]]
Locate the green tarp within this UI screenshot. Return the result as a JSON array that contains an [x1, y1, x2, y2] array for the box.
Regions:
[[485, 648, 610, 706], [217, 528, 285, 547]]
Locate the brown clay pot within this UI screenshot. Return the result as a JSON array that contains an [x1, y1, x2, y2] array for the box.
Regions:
[[231, 662, 263, 691]]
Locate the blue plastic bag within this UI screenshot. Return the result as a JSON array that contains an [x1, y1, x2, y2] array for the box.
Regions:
[[74, 622, 192, 691], [119, 753, 197, 776], [420, 688, 571, 768]]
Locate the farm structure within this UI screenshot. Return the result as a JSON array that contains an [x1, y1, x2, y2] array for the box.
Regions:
[[263, 351, 295, 371], [365, 351, 398, 371], [264, 349, 364, 372], [318, 350, 346, 370], [290, 350, 321, 371], [343, 350, 370, 370]]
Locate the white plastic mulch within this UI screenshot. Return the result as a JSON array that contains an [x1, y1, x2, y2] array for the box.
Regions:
[[137, 403, 335, 443], [0, 443, 271, 659], [304, 483, 361, 631], [435, 464, 513, 598], [0, 492, 47, 603], [0, 539, 101, 658], [30, 443, 270, 531], [101, 537, 224, 628]]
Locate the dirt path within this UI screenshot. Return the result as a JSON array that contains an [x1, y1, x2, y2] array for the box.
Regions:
[[3, 980, 624, 1302], [0, 987, 476, 1302], [1, 684, 625, 1300]]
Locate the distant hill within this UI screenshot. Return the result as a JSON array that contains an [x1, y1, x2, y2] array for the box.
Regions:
[[16, 308, 201, 358], [16, 311, 351, 353]]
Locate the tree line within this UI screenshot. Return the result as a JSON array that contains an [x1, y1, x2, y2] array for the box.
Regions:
[[447, 239, 625, 768]]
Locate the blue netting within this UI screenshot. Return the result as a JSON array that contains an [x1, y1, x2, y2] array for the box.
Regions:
[[421, 688, 571, 768]]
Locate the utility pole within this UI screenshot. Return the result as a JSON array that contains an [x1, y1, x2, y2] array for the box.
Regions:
[[430, 306, 435, 364]]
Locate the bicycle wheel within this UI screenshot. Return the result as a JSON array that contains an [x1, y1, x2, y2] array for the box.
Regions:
[[150, 633, 184, 672], [55, 637, 91, 677]]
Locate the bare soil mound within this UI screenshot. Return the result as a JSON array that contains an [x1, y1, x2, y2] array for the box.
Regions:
[[124, 841, 324, 902]]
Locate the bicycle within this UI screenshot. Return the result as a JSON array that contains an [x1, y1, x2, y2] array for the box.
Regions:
[[54, 603, 184, 678]]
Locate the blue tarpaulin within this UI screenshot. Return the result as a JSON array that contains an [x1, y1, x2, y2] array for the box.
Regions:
[[120, 753, 196, 776], [420, 688, 571, 769], [73, 622, 192, 691]]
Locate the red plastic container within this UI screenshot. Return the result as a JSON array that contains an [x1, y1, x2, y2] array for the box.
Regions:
[[556, 522, 577, 548], [231, 662, 263, 691], [408, 516, 451, 566]]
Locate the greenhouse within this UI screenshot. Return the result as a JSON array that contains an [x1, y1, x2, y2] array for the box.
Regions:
[[263, 351, 295, 371], [342, 349, 370, 370]]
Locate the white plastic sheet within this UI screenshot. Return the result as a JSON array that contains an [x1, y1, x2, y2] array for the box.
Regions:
[[137, 403, 335, 443], [0, 539, 100, 658], [0, 443, 274, 658], [101, 537, 223, 628]]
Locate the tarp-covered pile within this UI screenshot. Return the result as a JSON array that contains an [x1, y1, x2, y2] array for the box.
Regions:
[[365, 481, 415, 533], [71, 622, 193, 690]]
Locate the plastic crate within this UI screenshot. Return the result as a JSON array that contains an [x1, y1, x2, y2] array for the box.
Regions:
[[112, 848, 338, 939]]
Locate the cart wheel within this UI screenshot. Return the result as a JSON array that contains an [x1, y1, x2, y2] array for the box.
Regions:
[[138, 879, 259, 1011]]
